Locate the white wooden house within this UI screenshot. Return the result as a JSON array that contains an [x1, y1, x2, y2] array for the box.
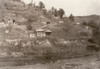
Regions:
[[36, 29, 46, 37], [36, 28, 52, 37]]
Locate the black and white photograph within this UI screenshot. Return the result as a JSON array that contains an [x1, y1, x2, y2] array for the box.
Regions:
[[0, 0, 100, 69]]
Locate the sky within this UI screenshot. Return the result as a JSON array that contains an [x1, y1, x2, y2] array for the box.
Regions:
[[21, 0, 100, 16]]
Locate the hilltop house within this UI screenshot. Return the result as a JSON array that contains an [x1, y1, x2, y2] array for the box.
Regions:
[[36, 28, 52, 37], [36, 28, 46, 37]]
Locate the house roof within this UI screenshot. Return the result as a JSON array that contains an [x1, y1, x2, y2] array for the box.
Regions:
[[45, 30, 52, 33], [36, 28, 45, 32]]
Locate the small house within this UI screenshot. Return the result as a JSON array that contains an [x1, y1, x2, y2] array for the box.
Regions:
[[36, 29, 46, 37]]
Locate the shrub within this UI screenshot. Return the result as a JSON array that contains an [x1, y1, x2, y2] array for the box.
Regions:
[[86, 45, 99, 52]]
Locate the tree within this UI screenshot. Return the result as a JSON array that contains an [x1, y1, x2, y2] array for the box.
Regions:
[[39, 1, 45, 9], [87, 21, 100, 45], [69, 14, 74, 22], [86, 45, 99, 52], [51, 7, 58, 17], [54, 9, 58, 17], [82, 21, 87, 25], [84, 20, 100, 60], [28, 0, 34, 7], [26, 19, 32, 30], [57, 8, 65, 19]]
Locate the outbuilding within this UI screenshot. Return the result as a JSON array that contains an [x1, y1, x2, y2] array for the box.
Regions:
[[45, 29, 52, 37]]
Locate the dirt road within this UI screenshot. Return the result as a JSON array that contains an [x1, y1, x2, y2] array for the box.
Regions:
[[0, 56, 100, 69]]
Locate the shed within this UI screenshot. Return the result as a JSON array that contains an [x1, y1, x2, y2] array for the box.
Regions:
[[45, 29, 52, 37]]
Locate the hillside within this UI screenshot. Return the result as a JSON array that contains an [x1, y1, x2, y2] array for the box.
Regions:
[[0, 0, 96, 42], [0, 0, 100, 69], [0, 0, 73, 39], [0, 0, 99, 59], [75, 15, 100, 23]]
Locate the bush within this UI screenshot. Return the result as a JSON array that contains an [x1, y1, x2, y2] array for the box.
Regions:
[[86, 45, 99, 52], [88, 39, 95, 44]]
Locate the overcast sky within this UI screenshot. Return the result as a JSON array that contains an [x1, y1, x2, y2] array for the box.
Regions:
[[22, 0, 100, 16]]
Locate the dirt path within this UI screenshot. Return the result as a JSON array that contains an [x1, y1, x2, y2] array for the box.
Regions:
[[0, 64, 49, 69], [0, 56, 100, 69]]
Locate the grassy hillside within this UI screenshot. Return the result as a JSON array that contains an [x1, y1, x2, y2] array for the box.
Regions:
[[75, 15, 100, 23], [0, 0, 99, 59]]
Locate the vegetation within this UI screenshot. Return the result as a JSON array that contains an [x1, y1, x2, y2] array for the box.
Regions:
[[39, 1, 45, 9], [87, 21, 100, 45], [51, 7, 58, 17], [0, 0, 100, 59], [86, 45, 99, 52], [57, 8, 65, 19], [69, 14, 74, 22], [26, 19, 33, 30]]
